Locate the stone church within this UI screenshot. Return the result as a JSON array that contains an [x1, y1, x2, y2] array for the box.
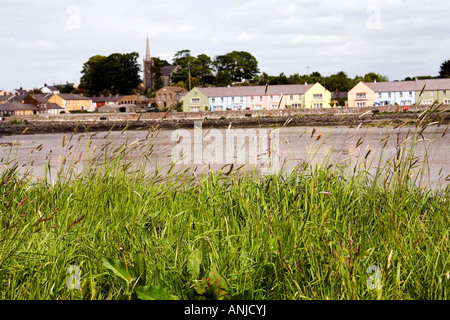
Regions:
[[143, 37, 180, 91]]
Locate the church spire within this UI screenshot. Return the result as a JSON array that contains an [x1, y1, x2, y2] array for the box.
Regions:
[[143, 36, 153, 90], [145, 35, 151, 62]]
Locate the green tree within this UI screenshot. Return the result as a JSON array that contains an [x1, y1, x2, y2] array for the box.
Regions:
[[363, 72, 389, 82], [214, 70, 233, 87], [325, 71, 352, 92], [80, 52, 141, 96], [213, 51, 259, 83], [80, 55, 108, 96], [439, 59, 450, 78], [268, 73, 289, 85], [171, 50, 213, 87]]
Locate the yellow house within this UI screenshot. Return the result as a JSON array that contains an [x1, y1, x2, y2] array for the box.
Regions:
[[304, 83, 332, 108], [49, 93, 93, 112]]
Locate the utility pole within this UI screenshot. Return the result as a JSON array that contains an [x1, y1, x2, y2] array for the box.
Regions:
[[188, 62, 192, 91]]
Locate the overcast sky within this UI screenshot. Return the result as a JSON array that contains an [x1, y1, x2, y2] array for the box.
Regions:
[[1, 0, 449, 91]]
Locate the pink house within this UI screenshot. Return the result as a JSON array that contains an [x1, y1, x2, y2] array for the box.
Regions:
[[246, 84, 313, 110], [347, 82, 375, 108]]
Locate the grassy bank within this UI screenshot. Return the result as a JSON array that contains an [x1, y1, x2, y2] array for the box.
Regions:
[[0, 106, 449, 300]]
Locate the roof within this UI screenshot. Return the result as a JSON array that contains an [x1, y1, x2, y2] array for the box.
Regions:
[[161, 65, 179, 76], [364, 78, 450, 92], [43, 85, 59, 91], [331, 91, 348, 99], [196, 84, 315, 97], [156, 86, 188, 94], [0, 102, 37, 111], [92, 95, 124, 103], [47, 103, 63, 110], [0, 95, 12, 102], [32, 93, 54, 103], [0, 94, 28, 102], [56, 93, 92, 100]]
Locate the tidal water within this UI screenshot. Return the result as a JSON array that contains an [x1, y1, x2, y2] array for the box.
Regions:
[[1, 125, 449, 189]]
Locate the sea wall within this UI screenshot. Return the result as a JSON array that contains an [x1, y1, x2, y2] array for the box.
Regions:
[[1, 104, 448, 135]]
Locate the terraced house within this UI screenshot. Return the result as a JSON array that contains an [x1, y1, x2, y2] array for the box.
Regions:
[[348, 78, 450, 107], [49, 93, 93, 112], [182, 83, 332, 112], [414, 78, 450, 105]]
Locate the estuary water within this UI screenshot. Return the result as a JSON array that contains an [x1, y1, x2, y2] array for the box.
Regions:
[[1, 125, 449, 189]]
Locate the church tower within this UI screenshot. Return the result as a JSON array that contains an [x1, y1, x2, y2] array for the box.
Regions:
[[143, 36, 153, 91]]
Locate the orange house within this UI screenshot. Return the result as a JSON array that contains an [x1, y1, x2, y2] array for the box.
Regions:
[[347, 82, 375, 108], [49, 93, 93, 112]]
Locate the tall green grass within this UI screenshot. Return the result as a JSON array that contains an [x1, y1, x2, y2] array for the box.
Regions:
[[0, 104, 449, 300]]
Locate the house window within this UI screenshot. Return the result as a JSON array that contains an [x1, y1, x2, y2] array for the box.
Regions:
[[313, 102, 323, 108], [409, 92, 413, 97], [356, 93, 366, 99], [313, 94, 322, 100], [378, 93, 382, 98], [290, 95, 293, 100], [444, 99, 450, 104], [191, 106, 200, 112], [430, 91, 434, 97], [443, 90, 447, 96], [169, 94, 172, 100], [259, 96, 263, 101], [231, 97, 235, 102], [356, 102, 366, 107], [212, 98, 215, 103], [388, 93, 391, 98], [292, 104, 301, 108], [251, 97, 254, 101], [191, 97, 200, 104], [298, 95, 303, 99], [221, 97, 224, 102], [253, 105, 261, 110], [399, 92, 403, 98], [164, 94, 166, 101], [421, 99, 433, 105]]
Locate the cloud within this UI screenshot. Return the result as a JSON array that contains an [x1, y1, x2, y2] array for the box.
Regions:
[[0, 0, 449, 90]]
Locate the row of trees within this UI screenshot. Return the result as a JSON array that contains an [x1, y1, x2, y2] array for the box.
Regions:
[[78, 50, 450, 97], [151, 49, 260, 91]]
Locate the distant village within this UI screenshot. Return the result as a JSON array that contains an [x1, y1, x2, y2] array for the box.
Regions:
[[2, 76, 450, 118], [1, 38, 450, 117]]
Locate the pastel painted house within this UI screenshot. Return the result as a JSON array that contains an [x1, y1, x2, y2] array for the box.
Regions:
[[303, 83, 332, 108], [348, 78, 450, 107], [347, 82, 375, 108], [49, 93, 94, 112], [182, 88, 209, 112], [182, 84, 332, 112], [414, 78, 450, 105], [366, 81, 417, 106]]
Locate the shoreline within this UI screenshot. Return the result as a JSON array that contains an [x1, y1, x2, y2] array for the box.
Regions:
[[1, 111, 449, 135]]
